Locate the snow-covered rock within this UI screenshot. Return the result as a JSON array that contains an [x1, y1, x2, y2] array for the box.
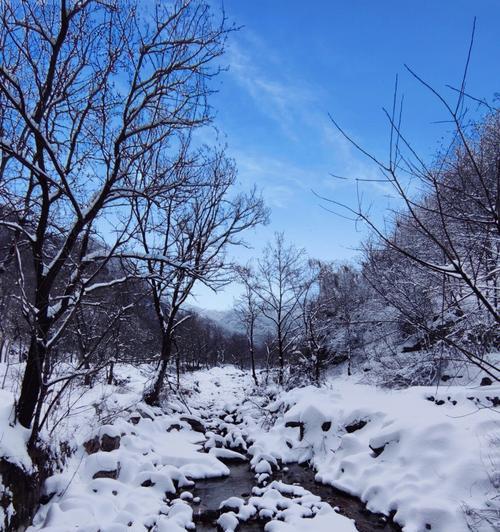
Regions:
[[247, 380, 500, 532]]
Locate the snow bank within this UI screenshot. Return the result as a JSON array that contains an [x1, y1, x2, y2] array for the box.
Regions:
[[248, 379, 500, 532], [3, 362, 498, 532], [0, 389, 32, 471], [25, 366, 231, 531]]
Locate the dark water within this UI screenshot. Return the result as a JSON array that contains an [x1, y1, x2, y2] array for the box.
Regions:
[[192, 462, 262, 531], [191, 461, 401, 531], [276, 463, 401, 532], [192, 463, 254, 522]]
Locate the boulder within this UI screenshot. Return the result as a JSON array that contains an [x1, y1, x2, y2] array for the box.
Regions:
[[84, 432, 120, 454], [285, 421, 304, 441], [369, 444, 385, 457], [345, 419, 367, 433], [129, 414, 141, 425], [180, 416, 205, 433], [83, 436, 100, 455], [100, 433, 120, 452], [92, 461, 120, 480]]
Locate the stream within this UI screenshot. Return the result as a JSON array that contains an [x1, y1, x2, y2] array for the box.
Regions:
[[192, 462, 261, 531], [276, 463, 401, 532], [185, 379, 402, 532], [190, 458, 401, 531]]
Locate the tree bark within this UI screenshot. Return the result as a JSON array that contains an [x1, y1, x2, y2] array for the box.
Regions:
[[144, 333, 172, 406], [17, 334, 46, 428], [249, 321, 258, 386]]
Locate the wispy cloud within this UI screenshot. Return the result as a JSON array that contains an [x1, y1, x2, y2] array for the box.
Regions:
[[319, 124, 395, 197], [220, 28, 397, 222], [233, 149, 329, 209], [226, 31, 390, 189], [226, 34, 320, 141]]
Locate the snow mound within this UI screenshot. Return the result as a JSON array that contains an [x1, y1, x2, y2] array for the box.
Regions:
[[28, 390, 230, 531], [248, 380, 500, 532], [216, 479, 357, 531], [0, 389, 32, 470]]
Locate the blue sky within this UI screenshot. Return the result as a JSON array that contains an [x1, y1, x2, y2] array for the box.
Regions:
[[190, 0, 500, 310]]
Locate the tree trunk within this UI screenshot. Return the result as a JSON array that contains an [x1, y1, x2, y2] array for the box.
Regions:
[[17, 334, 46, 429], [347, 324, 352, 376], [315, 351, 321, 384], [107, 360, 114, 385], [176, 349, 180, 389], [0, 338, 5, 363], [144, 333, 172, 406], [265, 343, 271, 385], [249, 321, 258, 386], [277, 334, 284, 385], [250, 344, 258, 386], [83, 357, 91, 386]]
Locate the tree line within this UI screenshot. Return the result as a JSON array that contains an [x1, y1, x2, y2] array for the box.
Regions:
[[236, 99, 499, 387]]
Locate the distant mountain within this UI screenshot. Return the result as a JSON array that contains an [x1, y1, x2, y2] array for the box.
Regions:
[[186, 305, 272, 343], [186, 305, 244, 335]]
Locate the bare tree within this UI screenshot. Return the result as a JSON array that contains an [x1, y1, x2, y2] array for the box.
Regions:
[[295, 260, 334, 383], [0, 0, 230, 432], [323, 263, 368, 376], [251, 233, 309, 385], [324, 62, 499, 380], [131, 148, 267, 406], [235, 266, 261, 385]]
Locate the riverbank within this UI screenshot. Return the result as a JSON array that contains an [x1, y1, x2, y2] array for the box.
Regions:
[[1, 364, 498, 531]]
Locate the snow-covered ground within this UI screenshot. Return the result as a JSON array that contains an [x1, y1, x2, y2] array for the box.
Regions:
[[243, 378, 500, 532], [1, 363, 499, 531]]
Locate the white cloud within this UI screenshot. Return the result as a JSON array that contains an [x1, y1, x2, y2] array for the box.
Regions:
[[232, 149, 331, 209], [226, 36, 320, 141], [225, 32, 392, 203]]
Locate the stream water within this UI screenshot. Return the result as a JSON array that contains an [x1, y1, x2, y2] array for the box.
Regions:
[[192, 462, 259, 529], [191, 460, 401, 531], [276, 463, 401, 532]]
